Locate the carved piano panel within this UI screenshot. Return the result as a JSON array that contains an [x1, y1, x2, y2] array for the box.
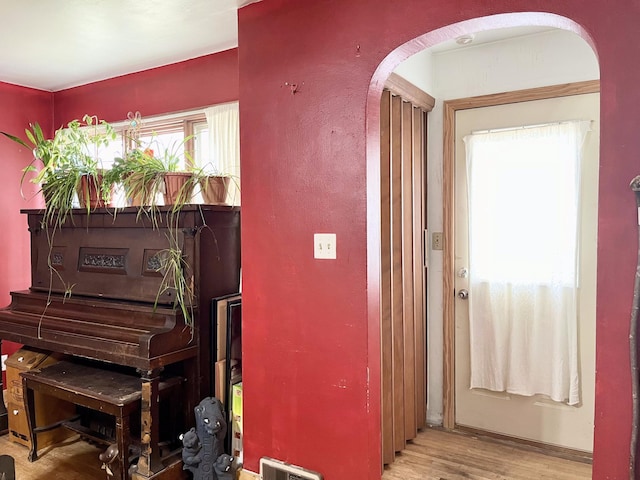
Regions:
[[27, 206, 238, 307]]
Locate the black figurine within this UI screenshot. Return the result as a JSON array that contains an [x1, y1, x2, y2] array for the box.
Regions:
[[213, 454, 234, 480], [181, 397, 234, 480]]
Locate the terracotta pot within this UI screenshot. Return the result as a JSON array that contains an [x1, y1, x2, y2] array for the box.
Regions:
[[77, 174, 111, 209], [124, 173, 158, 207], [40, 183, 53, 207], [163, 172, 195, 205], [200, 176, 230, 204]]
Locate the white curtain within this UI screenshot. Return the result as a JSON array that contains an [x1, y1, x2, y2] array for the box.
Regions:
[[204, 102, 240, 205], [464, 120, 590, 406]]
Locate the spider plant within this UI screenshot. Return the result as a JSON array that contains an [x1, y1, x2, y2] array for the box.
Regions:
[[110, 135, 200, 332], [112, 147, 165, 208], [1, 122, 58, 199], [39, 115, 116, 227], [154, 227, 196, 336], [193, 162, 239, 205]]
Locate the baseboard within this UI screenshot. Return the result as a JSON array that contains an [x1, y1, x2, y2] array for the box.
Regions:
[[452, 425, 593, 464], [238, 468, 260, 480]]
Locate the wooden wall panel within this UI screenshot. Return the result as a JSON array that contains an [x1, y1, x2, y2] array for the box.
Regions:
[[413, 106, 427, 430], [391, 94, 406, 452], [402, 100, 417, 440], [380, 90, 395, 466]]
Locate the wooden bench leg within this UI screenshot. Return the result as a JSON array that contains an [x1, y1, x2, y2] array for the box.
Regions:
[[134, 369, 163, 478], [116, 412, 130, 480], [22, 377, 38, 462]]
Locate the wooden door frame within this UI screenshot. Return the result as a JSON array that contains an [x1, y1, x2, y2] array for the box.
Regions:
[[441, 79, 601, 429]]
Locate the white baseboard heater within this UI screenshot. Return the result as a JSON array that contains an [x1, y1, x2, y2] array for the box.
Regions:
[[260, 457, 323, 480]]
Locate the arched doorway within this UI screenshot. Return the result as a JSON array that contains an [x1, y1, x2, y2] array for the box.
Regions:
[[370, 14, 599, 476]]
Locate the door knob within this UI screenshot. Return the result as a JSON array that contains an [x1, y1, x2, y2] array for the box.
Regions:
[[457, 289, 469, 300]]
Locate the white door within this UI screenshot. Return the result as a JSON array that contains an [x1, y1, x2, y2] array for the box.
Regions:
[[454, 93, 599, 452]]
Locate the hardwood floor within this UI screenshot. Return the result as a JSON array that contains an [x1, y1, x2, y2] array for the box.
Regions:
[[382, 427, 592, 480], [0, 433, 104, 479], [0, 424, 591, 479]]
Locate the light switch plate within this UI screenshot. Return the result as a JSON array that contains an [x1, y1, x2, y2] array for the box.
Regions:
[[1, 354, 7, 372], [314, 233, 336, 259]]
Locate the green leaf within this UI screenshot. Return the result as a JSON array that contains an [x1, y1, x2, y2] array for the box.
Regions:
[[1, 131, 30, 149]]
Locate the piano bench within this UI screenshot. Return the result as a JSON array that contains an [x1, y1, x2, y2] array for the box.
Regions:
[[20, 359, 183, 480]]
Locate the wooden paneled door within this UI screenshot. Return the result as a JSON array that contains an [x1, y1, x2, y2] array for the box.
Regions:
[[380, 74, 433, 466]]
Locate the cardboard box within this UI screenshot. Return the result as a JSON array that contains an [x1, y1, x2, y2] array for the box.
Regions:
[[5, 347, 76, 448]]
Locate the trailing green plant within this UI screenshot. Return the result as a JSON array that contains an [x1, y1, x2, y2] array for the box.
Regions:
[[110, 134, 200, 332], [2, 114, 118, 322], [193, 163, 239, 205], [112, 147, 165, 208], [56, 115, 117, 214], [3, 115, 225, 337], [2, 114, 117, 227], [1, 122, 58, 198], [154, 225, 196, 336], [117, 134, 200, 211]]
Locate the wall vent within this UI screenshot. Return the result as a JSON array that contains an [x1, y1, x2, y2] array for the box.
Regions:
[[260, 457, 322, 480]]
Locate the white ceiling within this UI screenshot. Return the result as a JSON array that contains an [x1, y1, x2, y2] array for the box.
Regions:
[[0, 2, 550, 93], [0, 0, 258, 92], [427, 25, 555, 54]]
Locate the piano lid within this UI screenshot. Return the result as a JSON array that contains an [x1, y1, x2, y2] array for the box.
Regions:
[[0, 290, 197, 370]]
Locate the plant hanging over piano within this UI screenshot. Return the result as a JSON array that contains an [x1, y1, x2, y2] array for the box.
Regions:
[[154, 231, 196, 336], [1, 115, 117, 314], [2, 112, 232, 339], [112, 129, 201, 333], [1, 114, 117, 226]]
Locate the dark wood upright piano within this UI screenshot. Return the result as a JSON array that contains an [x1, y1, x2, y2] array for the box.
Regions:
[[0, 205, 240, 478]]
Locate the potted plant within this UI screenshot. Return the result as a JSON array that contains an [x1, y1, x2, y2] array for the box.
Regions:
[[192, 162, 237, 205], [112, 147, 165, 207], [118, 135, 198, 208], [56, 115, 117, 212], [110, 135, 200, 329], [157, 137, 198, 207], [2, 115, 116, 224], [1, 122, 59, 202]]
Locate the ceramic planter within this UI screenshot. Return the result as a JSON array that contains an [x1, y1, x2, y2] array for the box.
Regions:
[[163, 172, 195, 205], [200, 176, 230, 204]]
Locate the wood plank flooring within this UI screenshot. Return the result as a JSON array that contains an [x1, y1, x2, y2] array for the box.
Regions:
[[0, 433, 104, 479], [0, 424, 592, 479], [382, 427, 592, 480]]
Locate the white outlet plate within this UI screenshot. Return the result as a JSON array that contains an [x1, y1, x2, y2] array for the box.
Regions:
[[1, 354, 7, 372], [314, 233, 336, 259]]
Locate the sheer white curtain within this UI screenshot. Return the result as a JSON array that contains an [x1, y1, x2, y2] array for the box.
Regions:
[[463, 120, 590, 406], [204, 102, 240, 205]]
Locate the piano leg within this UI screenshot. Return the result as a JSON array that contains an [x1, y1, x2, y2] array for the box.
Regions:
[[0, 339, 7, 435], [133, 369, 164, 478]]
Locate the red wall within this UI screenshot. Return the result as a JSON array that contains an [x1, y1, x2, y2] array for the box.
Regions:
[[0, 82, 53, 381], [238, 1, 633, 479], [0, 4, 634, 477], [53, 49, 239, 125]]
